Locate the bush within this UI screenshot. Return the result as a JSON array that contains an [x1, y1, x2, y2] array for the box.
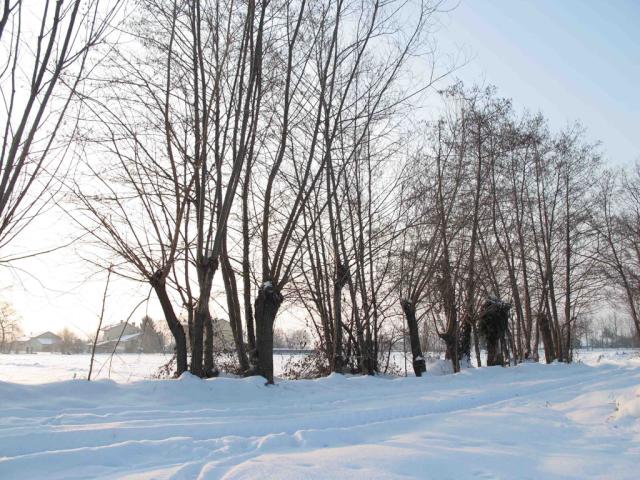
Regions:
[[280, 350, 330, 379]]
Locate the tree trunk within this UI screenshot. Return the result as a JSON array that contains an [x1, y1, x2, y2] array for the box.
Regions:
[[401, 299, 426, 377], [458, 317, 472, 368], [254, 282, 283, 384], [346, 280, 367, 374], [203, 316, 217, 377], [191, 257, 218, 377], [538, 312, 555, 364], [220, 244, 250, 372], [563, 322, 573, 363], [564, 168, 573, 363], [332, 262, 349, 373], [486, 337, 502, 366], [191, 309, 207, 376], [533, 317, 540, 361], [442, 332, 459, 372], [478, 299, 511, 367], [242, 162, 257, 358], [547, 273, 564, 362], [473, 321, 482, 367], [152, 278, 188, 376], [244, 276, 256, 364], [332, 282, 344, 372]]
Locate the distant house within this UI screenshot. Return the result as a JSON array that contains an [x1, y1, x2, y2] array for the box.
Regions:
[[9, 336, 31, 353], [94, 321, 143, 353], [12, 331, 62, 353], [212, 318, 235, 350], [171, 318, 235, 352], [93, 320, 164, 354], [101, 321, 141, 342]]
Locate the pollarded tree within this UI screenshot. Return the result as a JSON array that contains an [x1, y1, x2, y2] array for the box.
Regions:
[[264, 0, 446, 381], [75, 0, 268, 376], [477, 297, 511, 366], [395, 155, 443, 376]]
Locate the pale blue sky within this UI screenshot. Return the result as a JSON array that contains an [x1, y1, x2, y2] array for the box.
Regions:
[[438, 0, 639, 165]]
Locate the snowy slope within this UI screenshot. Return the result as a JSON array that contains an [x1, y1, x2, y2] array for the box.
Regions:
[[0, 354, 639, 479]]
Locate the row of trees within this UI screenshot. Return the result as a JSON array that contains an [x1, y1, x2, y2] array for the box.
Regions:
[[67, 0, 445, 382], [396, 85, 640, 374], [1, 1, 638, 381], [395, 86, 603, 373]]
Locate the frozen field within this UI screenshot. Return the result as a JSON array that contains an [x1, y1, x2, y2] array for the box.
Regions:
[[0, 349, 639, 479], [0, 352, 317, 383], [0, 351, 441, 384], [0, 349, 631, 384], [0, 353, 174, 383]]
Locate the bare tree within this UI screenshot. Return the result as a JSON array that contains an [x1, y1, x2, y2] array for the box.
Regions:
[[74, 0, 267, 377], [0, 300, 21, 352], [276, 0, 445, 379], [595, 167, 640, 342]]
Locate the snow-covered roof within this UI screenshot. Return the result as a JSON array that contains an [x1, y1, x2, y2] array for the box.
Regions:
[[34, 331, 61, 339], [30, 332, 61, 344], [101, 322, 140, 332], [120, 333, 142, 342], [95, 332, 142, 347]]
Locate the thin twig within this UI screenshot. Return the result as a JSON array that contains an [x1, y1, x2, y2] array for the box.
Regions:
[[88, 266, 112, 381]]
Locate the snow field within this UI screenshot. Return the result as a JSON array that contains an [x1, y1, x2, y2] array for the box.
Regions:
[[0, 352, 451, 384], [0, 350, 638, 479], [0, 353, 304, 384]]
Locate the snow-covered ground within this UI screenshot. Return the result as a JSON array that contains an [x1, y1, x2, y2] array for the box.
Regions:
[[0, 352, 173, 383], [0, 352, 313, 383], [0, 350, 639, 479], [0, 351, 444, 384]]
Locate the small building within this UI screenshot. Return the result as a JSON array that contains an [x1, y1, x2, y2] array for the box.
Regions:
[[12, 331, 62, 353], [172, 318, 236, 352], [101, 321, 142, 342], [10, 336, 33, 353], [212, 318, 235, 351], [94, 321, 143, 353]]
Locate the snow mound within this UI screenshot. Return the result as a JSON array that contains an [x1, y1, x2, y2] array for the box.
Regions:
[[615, 387, 640, 421], [425, 358, 454, 376]]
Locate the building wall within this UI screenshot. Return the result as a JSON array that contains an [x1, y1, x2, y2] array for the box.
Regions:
[[12, 336, 61, 353], [212, 319, 235, 350], [32, 333, 62, 353], [102, 323, 141, 342]]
